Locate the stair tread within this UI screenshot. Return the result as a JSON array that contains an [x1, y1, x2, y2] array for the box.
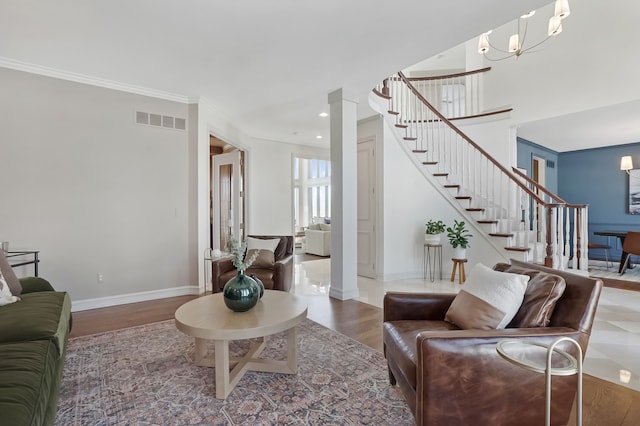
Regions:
[[444, 184, 460, 188], [466, 208, 484, 212], [505, 246, 531, 252], [455, 196, 471, 200], [404, 137, 418, 141], [423, 161, 438, 165], [433, 173, 448, 177], [395, 124, 408, 128], [489, 233, 514, 237], [477, 220, 498, 224], [388, 110, 399, 115], [412, 150, 427, 153]]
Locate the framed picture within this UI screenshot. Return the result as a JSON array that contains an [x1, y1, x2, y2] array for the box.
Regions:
[[629, 170, 640, 214]]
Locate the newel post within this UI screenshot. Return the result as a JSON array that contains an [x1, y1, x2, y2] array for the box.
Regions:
[[544, 206, 554, 268]]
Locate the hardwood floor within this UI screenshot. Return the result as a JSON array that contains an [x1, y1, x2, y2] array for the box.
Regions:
[[70, 292, 639, 425]]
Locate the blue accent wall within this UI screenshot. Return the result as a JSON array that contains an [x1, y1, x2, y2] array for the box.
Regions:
[[516, 137, 559, 195], [557, 142, 640, 260]]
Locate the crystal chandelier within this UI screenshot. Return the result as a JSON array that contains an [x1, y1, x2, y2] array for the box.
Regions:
[[478, 0, 570, 61]]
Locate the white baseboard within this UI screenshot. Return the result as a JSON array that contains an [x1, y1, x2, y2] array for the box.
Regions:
[[71, 286, 201, 312]]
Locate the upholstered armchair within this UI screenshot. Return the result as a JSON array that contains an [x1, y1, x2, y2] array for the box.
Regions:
[[304, 223, 331, 256], [383, 259, 602, 426], [211, 235, 294, 293]]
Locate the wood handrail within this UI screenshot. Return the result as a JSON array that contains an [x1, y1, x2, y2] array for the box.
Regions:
[[510, 167, 587, 209], [397, 71, 547, 207], [372, 88, 391, 100], [511, 167, 567, 204], [448, 108, 513, 121], [406, 67, 491, 81]]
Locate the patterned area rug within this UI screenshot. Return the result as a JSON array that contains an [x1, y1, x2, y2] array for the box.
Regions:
[[56, 319, 413, 425]]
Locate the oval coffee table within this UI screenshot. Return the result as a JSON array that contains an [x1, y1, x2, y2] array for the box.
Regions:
[[175, 290, 308, 399]]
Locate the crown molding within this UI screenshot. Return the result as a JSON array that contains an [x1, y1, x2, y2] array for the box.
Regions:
[[0, 56, 192, 104]]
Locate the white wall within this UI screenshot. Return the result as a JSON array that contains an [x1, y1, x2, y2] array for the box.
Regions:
[[0, 70, 331, 306], [383, 117, 511, 277], [0, 68, 194, 306], [246, 140, 329, 235], [363, 96, 508, 280]]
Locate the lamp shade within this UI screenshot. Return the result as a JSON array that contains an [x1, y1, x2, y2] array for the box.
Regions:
[[478, 33, 490, 53], [548, 15, 562, 36], [621, 156, 634, 171], [508, 34, 519, 53], [555, 0, 570, 19]]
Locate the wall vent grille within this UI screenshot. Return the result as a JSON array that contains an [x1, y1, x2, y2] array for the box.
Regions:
[[135, 110, 186, 131]]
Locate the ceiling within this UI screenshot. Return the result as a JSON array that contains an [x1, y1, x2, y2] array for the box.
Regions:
[[518, 100, 640, 153], [0, 0, 552, 147]]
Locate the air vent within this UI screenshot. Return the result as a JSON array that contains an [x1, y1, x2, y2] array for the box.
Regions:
[[135, 110, 186, 131], [135, 111, 149, 125], [546, 160, 555, 169]]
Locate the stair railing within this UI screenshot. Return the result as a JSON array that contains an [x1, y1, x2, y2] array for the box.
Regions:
[[404, 67, 511, 120], [511, 167, 589, 270], [374, 72, 588, 271]]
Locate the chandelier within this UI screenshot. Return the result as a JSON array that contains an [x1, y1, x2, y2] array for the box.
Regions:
[[478, 0, 570, 61]]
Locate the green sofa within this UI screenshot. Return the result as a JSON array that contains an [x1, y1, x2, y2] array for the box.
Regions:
[[0, 275, 72, 426]]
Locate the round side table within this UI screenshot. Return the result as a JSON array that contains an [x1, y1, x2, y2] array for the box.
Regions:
[[497, 337, 583, 426]]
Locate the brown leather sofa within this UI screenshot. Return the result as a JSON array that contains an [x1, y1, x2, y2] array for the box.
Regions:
[[211, 235, 294, 293], [383, 259, 602, 426]]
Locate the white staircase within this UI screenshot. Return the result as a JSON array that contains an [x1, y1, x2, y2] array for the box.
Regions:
[[371, 71, 588, 272]]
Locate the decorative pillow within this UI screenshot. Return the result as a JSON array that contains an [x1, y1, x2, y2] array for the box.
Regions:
[[493, 263, 566, 327], [0, 250, 22, 296], [445, 263, 530, 330], [0, 271, 20, 306], [319, 223, 331, 232], [246, 237, 280, 268]]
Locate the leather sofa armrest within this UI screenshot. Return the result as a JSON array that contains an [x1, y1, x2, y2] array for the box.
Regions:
[[19, 277, 55, 293], [211, 257, 235, 293], [415, 327, 585, 425], [274, 255, 294, 292], [383, 292, 456, 322]]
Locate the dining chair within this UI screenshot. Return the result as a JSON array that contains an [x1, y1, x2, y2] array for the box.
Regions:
[[588, 240, 612, 270], [620, 231, 640, 275]]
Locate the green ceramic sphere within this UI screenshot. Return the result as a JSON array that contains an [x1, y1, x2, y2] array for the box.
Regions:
[[223, 271, 260, 312]]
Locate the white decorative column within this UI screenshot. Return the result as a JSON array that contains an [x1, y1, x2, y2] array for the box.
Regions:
[[328, 89, 359, 300]]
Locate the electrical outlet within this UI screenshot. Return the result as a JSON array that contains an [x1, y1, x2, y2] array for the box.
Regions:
[[97, 273, 104, 283]]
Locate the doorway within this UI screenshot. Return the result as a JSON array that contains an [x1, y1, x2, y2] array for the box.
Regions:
[[210, 135, 245, 250], [292, 156, 331, 254]]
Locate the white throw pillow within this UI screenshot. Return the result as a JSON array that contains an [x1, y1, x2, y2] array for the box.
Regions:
[[0, 271, 20, 307], [246, 237, 280, 252], [445, 263, 530, 329]]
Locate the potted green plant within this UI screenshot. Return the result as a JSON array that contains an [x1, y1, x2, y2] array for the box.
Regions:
[[425, 219, 446, 244], [446, 220, 472, 259]]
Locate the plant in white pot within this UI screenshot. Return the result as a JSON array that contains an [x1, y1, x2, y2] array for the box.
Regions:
[[446, 220, 472, 259], [425, 219, 446, 244]]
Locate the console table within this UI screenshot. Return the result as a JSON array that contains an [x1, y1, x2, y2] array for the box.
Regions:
[[7, 251, 40, 277]]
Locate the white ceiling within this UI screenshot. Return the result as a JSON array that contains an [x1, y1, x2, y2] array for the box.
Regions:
[[0, 0, 551, 147], [518, 100, 640, 152]]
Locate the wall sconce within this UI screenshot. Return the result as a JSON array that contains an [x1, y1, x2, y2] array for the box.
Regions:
[[621, 156, 634, 175]]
